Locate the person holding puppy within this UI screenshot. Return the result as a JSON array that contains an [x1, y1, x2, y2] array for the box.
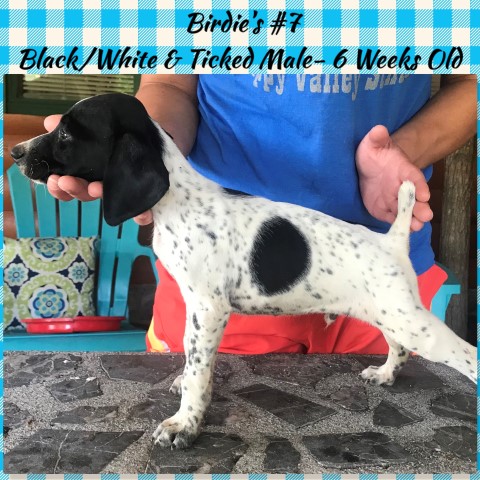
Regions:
[[45, 74, 476, 354]]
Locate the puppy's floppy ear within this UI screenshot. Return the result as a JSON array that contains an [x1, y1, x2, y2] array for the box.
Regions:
[[102, 131, 169, 226]]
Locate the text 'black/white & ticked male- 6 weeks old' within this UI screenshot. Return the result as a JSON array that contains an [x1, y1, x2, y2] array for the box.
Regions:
[[11, 93, 477, 449]]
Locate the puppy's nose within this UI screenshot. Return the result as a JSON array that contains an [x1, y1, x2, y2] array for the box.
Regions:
[[10, 144, 26, 163]]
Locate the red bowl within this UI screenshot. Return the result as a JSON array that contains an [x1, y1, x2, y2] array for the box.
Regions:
[[23, 316, 125, 334]]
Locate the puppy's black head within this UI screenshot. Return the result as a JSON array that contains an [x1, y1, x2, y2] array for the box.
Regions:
[[11, 93, 170, 226]]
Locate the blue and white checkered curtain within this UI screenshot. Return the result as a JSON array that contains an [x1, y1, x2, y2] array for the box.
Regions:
[[0, 1, 476, 73]]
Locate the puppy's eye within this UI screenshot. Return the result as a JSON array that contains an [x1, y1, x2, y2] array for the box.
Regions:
[[59, 128, 69, 140]]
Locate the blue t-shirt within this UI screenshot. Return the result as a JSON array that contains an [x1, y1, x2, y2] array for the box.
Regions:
[[188, 74, 433, 274]]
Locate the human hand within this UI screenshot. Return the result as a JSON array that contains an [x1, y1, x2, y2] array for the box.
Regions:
[[44, 115, 153, 225], [355, 125, 433, 232]]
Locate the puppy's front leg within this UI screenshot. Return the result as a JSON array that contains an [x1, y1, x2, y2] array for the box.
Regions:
[[153, 307, 228, 449]]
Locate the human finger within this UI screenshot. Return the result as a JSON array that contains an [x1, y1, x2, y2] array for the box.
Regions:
[[44, 114, 62, 133], [412, 200, 433, 224], [57, 176, 98, 201], [47, 175, 75, 201], [133, 211, 153, 226], [87, 181, 103, 199], [410, 217, 425, 232]]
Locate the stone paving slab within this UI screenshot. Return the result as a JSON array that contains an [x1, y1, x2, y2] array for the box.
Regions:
[[234, 383, 337, 427], [373, 400, 422, 428], [51, 405, 119, 425], [244, 354, 357, 385], [264, 437, 301, 473], [147, 432, 248, 473], [4, 403, 33, 431], [48, 377, 103, 402], [100, 354, 184, 384], [4, 429, 144, 474], [431, 392, 476, 423], [431, 425, 476, 462], [302, 431, 412, 467], [4, 351, 477, 474], [322, 385, 369, 412]]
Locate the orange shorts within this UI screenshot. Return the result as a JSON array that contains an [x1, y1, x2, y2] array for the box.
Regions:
[[147, 261, 447, 355]]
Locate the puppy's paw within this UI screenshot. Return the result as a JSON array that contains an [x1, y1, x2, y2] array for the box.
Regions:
[[152, 414, 199, 449], [360, 365, 395, 386], [169, 374, 183, 396]]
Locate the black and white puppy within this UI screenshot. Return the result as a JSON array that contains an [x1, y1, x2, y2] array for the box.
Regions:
[[11, 93, 477, 449]]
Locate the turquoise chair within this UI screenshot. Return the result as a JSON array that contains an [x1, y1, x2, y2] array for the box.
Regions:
[[4, 164, 158, 352], [431, 264, 461, 322]]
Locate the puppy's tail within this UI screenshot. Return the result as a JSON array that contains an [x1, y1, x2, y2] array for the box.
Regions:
[[386, 181, 415, 250]]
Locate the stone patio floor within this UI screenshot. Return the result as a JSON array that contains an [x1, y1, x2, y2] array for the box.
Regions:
[[3, 351, 476, 474]]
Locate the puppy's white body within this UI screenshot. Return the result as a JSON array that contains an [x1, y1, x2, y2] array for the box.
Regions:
[[155, 156, 410, 320], [150, 127, 476, 449]]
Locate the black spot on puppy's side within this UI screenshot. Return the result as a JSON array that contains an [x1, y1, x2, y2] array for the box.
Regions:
[[250, 216, 311, 296]]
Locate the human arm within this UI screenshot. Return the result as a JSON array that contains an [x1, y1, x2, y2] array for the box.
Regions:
[[356, 74, 476, 231], [136, 74, 199, 156]]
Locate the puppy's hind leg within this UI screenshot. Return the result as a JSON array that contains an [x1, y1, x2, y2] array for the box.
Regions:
[[361, 335, 409, 385], [378, 307, 476, 384], [414, 309, 476, 383]]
